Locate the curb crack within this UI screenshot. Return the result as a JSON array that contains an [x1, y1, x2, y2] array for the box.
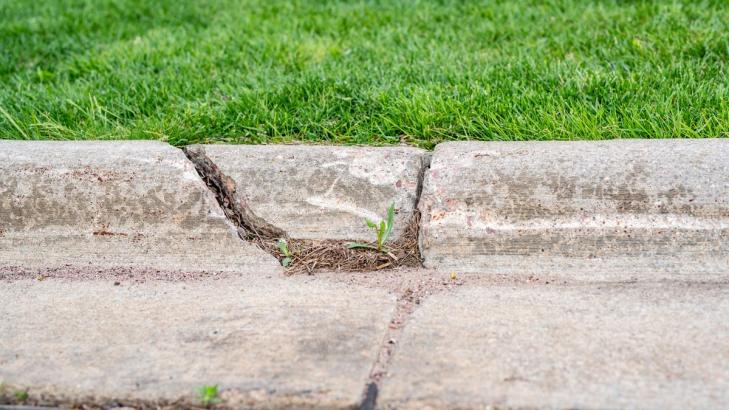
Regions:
[[184, 146, 429, 274], [184, 146, 287, 243]]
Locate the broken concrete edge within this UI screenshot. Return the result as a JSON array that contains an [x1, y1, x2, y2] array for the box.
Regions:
[[0, 382, 350, 410], [183, 145, 429, 274], [0, 140, 430, 276]]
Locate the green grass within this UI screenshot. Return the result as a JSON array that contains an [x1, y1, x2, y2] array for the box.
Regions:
[[1, 0, 728, 147]]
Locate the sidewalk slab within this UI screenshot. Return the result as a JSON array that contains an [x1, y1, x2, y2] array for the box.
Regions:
[[419, 140, 729, 279], [187, 144, 428, 241], [380, 283, 729, 409], [0, 141, 278, 274], [0, 276, 395, 408]]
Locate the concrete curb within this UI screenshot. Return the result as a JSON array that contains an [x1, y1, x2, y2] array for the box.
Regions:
[[0, 140, 279, 275], [1, 139, 728, 278], [420, 139, 729, 280]]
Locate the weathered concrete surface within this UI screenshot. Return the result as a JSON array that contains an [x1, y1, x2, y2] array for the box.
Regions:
[[188, 144, 428, 241], [0, 276, 395, 408], [0, 141, 278, 274], [419, 140, 729, 279], [381, 283, 729, 409]]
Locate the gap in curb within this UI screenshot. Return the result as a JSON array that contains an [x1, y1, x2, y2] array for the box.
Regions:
[[184, 146, 426, 274]]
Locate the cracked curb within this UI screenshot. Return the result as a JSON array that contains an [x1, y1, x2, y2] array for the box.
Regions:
[[3, 139, 726, 279], [184, 144, 428, 273], [186, 144, 428, 242], [184, 145, 288, 242]]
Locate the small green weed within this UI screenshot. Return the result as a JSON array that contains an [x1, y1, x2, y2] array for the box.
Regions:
[[197, 384, 221, 407], [277, 239, 292, 267], [348, 203, 395, 252], [14, 390, 29, 402]]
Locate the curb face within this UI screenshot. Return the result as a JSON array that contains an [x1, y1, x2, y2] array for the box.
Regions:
[[0, 141, 279, 274], [189, 144, 428, 241], [419, 140, 729, 278], [3, 139, 728, 278]]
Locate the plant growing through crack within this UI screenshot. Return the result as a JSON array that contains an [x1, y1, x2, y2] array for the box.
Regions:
[[347, 203, 395, 252], [197, 384, 221, 407], [14, 390, 29, 402], [277, 239, 293, 267]]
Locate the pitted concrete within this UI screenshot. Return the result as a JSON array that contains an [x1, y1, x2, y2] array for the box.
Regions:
[[380, 283, 729, 409], [419, 140, 729, 279], [0, 141, 279, 274], [0, 276, 395, 407], [187, 144, 428, 241]]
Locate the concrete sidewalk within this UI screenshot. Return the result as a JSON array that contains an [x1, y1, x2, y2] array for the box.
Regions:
[[381, 280, 729, 409], [1, 273, 395, 409], [2, 270, 729, 409]]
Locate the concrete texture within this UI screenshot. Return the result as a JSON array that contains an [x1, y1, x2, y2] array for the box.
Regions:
[[0, 276, 395, 408], [419, 140, 729, 279], [188, 144, 428, 241], [380, 283, 729, 409], [0, 141, 278, 274]]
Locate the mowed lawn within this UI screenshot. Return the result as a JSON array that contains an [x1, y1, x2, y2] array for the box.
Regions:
[[1, 0, 728, 147]]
